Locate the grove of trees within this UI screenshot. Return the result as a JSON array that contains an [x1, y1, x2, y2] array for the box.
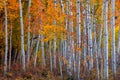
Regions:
[[0, 0, 120, 80]]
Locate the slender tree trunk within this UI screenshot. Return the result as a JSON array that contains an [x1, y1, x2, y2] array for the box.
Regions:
[[49, 41, 53, 72], [68, 1, 74, 77], [9, 22, 12, 71], [66, 0, 72, 76], [34, 34, 40, 67], [59, 1, 64, 79], [19, 0, 26, 71], [86, 0, 93, 70], [53, 0, 57, 69], [13, 49, 18, 63], [41, 35, 46, 67], [98, 1, 104, 79], [111, 0, 116, 77], [65, 0, 69, 63], [4, 0, 8, 74], [60, 0, 64, 13], [98, 24, 103, 80], [70, 2, 75, 74], [103, 0, 109, 79], [76, 0, 81, 79], [94, 19, 100, 80], [65, 0, 69, 75], [27, 0, 32, 66], [82, 4, 87, 68], [30, 31, 35, 55], [59, 44, 63, 79]]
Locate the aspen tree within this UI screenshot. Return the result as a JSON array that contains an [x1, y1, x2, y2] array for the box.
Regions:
[[9, 22, 12, 71], [103, 0, 109, 79], [49, 41, 53, 72], [86, 0, 93, 70], [82, 2, 87, 68], [66, 0, 72, 76], [53, 0, 57, 69], [59, 0, 64, 79], [67, 1, 74, 77], [94, 19, 100, 80], [34, 34, 40, 67], [27, 0, 32, 66], [76, 0, 81, 79], [41, 35, 46, 67], [65, 0, 69, 62], [4, 0, 8, 74], [98, 1, 104, 79], [19, 0, 26, 70], [60, 0, 64, 13], [111, 0, 116, 77]]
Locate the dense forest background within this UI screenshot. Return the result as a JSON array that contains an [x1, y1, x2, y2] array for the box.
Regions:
[[0, 0, 120, 80]]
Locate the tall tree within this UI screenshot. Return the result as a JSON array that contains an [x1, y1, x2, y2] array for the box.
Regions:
[[34, 34, 40, 67], [111, 0, 116, 77], [4, 0, 8, 74], [19, 0, 26, 71], [41, 34, 46, 67], [103, 0, 109, 79], [86, 0, 93, 70], [27, 0, 32, 66], [9, 22, 12, 71], [76, 0, 81, 79], [53, 0, 57, 69]]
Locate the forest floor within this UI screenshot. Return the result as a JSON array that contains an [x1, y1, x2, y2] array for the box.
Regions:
[[0, 66, 120, 80], [0, 60, 120, 80]]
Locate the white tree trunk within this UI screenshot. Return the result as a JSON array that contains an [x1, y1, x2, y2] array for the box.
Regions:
[[94, 19, 100, 80], [4, 0, 8, 74], [69, 1, 74, 76], [59, 45, 63, 79], [111, 0, 116, 77], [53, 0, 57, 69], [19, 0, 26, 71], [27, 0, 32, 66], [49, 41, 53, 72], [9, 22, 12, 71], [41, 35, 46, 67], [34, 34, 40, 67], [64, 0, 69, 62], [65, 0, 70, 75], [76, 0, 81, 79], [103, 0, 109, 79], [98, 24, 103, 80], [59, 1, 64, 78], [98, 1, 104, 79], [86, 0, 93, 70], [67, 0, 72, 76], [60, 0, 64, 13], [82, 4, 87, 68]]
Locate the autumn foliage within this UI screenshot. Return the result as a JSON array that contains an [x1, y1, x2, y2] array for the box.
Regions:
[[0, 0, 120, 80]]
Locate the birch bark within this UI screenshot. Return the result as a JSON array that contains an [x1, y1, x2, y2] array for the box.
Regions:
[[4, 0, 8, 74], [53, 0, 57, 69], [111, 0, 116, 77], [34, 34, 40, 67], [19, 0, 26, 70], [103, 0, 109, 79], [9, 22, 12, 71], [86, 0, 93, 70], [27, 0, 32, 66], [76, 0, 81, 79]]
